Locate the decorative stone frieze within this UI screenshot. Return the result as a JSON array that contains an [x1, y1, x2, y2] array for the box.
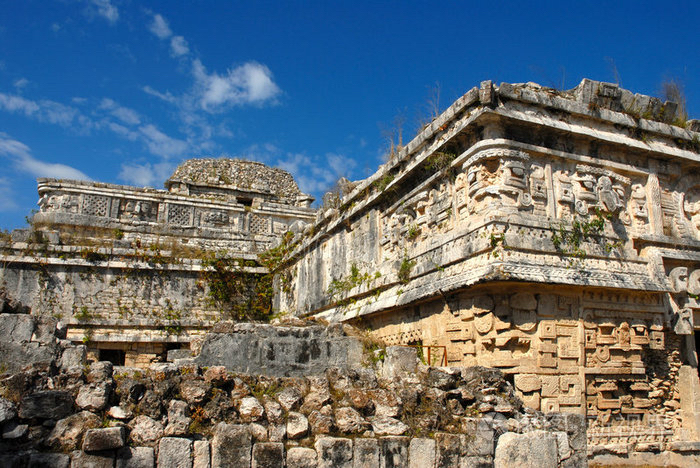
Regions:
[[275, 79, 700, 458]]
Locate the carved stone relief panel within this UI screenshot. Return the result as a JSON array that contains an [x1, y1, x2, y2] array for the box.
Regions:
[[39, 192, 80, 214], [199, 210, 230, 227], [166, 204, 192, 226], [82, 194, 110, 217], [529, 164, 548, 216], [629, 183, 649, 234], [660, 174, 700, 239], [249, 213, 269, 235], [117, 199, 158, 222], [463, 149, 532, 214]]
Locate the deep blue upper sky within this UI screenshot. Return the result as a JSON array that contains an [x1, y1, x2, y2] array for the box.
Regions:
[[1, 0, 698, 229]]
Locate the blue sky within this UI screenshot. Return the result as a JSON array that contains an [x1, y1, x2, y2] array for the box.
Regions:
[[1, 0, 698, 230]]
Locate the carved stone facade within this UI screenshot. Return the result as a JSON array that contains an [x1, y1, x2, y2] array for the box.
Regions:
[[1, 159, 315, 366], [277, 79, 700, 456]]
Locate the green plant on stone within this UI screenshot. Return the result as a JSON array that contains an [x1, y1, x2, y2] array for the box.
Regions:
[[488, 232, 506, 258], [407, 224, 420, 240], [327, 262, 375, 302], [75, 305, 92, 322], [398, 256, 415, 284], [550, 208, 621, 267]]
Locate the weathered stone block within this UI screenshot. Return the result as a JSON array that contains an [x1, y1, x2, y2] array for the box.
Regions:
[[76, 382, 112, 411], [0, 313, 35, 342], [369, 416, 408, 436], [83, 427, 126, 452], [129, 415, 165, 447], [164, 400, 190, 437], [47, 411, 101, 451], [196, 325, 363, 377], [276, 386, 303, 411], [380, 436, 409, 468], [252, 442, 285, 468], [462, 418, 494, 456], [408, 438, 436, 468], [2, 421, 28, 439], [117, 446, 155, 468], [19, 390, 74, 419], [238, 396, 265, 422], [0, 397, 17, 424], [71, 450, 115, 468], [316, 436, 353, 468], [87, 361, 113, 383], [193, 440, 210, 468], [335, 407, 368, 434], [381, 346, 418, 379], [436, 433, 461, 468], [30, 452, 71, 468], [158, 437, 192, 468], [61, 345, 87, 369], [494, 430, 558, 468], [286, 411, 309, 439], [211, 423, 251, 468], [353, 438, 379, 468], [287, 447, 317, 468]]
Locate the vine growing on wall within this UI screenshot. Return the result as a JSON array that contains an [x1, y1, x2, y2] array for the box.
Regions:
[[550, 208, 623, 267], [200, 231, 297, 321]]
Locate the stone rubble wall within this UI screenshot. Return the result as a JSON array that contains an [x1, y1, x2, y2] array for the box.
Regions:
[[166, 158, 311, 206], [0, 319, 588, 467]]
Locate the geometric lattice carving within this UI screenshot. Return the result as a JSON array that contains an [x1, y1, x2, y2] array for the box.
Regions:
[[82, 195, 109, 217], [168, 204, 192, 226], [249, 213, 268, 234]]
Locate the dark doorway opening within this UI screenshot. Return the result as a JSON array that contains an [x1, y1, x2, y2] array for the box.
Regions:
[[99, 349, 126, 366]]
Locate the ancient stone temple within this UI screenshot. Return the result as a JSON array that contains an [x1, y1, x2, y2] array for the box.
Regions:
[[2, 78, 700, 463], [0, 159, 315, 366], [276, 79, 700, 456]]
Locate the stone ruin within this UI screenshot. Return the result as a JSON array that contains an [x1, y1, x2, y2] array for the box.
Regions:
[[1, 78, 700, 466], [274, 79, 700, 462], [0, 316, 587, 467], [0, 158, 316, 366]]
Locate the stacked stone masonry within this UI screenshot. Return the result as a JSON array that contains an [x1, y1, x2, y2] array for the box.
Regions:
[[275, 79, 700, 460]]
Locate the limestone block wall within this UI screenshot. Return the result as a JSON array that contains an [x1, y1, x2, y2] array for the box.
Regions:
[[274, 79, 700, 455], [0, 250, 234, 365]]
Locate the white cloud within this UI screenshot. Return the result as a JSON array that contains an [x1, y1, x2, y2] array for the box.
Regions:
[[13, 78, 29, 90], [275, 152, 351, 194], [118, 161, 175, 187], [0, 93, 84, 128], [142, 86, 177, 104], [0, 92, 193, 160], [86, 0, 119, 24], [99, 98, 141, 125], [149, 14, 172, 40], [0, 134, 90, 180], [170, 36, 189, 57], [0, 177, 17, 211], [138, 124, 188, 159], [193, 60, 281, 111]]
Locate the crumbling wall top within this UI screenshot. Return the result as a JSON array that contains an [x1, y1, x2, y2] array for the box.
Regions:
[[165, 158, 308, 205]]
